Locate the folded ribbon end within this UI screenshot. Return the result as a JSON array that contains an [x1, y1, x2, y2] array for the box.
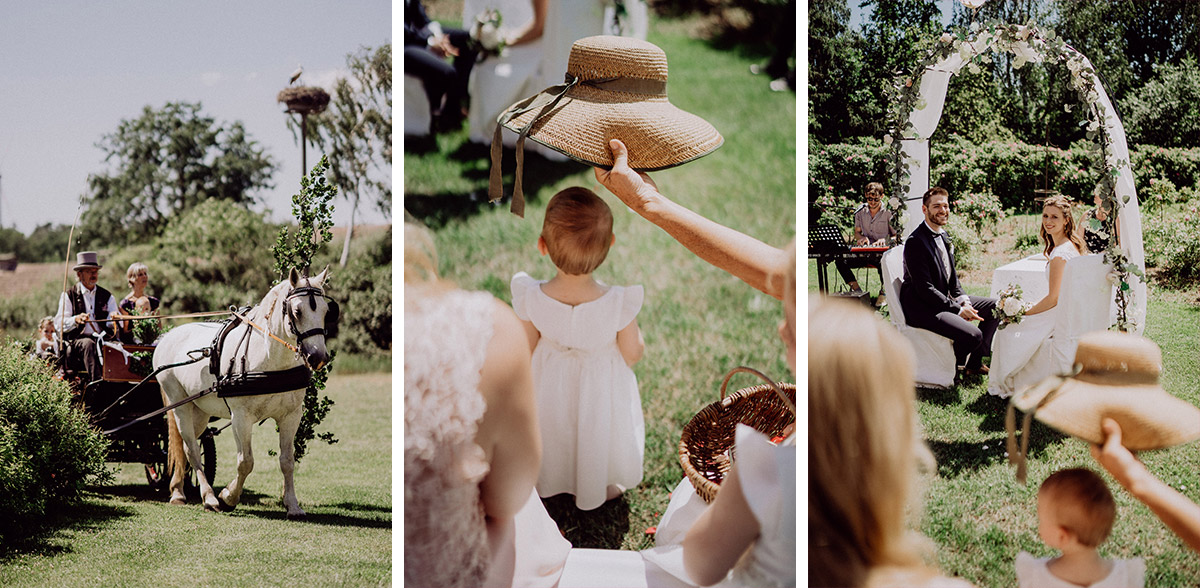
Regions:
[[489, 123, 505, 203]]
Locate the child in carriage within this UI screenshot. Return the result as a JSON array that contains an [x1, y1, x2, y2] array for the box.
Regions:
[[33, 316, 58, 362]]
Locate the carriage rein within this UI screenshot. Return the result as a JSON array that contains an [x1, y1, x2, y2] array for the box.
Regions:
[[100, 285, 334, 436]]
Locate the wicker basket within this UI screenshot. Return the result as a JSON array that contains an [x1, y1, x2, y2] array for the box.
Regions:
[[678, 366, 796, 503]]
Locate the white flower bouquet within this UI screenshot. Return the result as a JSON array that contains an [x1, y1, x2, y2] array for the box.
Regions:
[[470, 9, 506, 59], [993, 282, 1029, 330]]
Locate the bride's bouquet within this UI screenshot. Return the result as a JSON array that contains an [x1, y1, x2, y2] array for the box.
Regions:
[[469, 9, 506, 60], [993, 282, 1029, 330]]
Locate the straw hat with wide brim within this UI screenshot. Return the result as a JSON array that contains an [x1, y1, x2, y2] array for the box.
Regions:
[[502, 35, 723, 170], [1006, 331, 1200, 482], [489, 35, 723, 216]]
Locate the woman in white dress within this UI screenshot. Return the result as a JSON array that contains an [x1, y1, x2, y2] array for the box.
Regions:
[[988, 195, 1086, 398], [404, 223, 570, 588]]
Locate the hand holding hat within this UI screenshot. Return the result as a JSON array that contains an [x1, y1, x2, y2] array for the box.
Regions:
[[1090, 418, 1149, 493], [594, 139, 660, 212]]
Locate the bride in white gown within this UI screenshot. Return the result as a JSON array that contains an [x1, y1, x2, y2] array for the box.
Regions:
[[988, 195, 1085, 398]]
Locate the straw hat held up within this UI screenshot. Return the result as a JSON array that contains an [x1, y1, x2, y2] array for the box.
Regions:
[[1006, 331, 1200, 483], [490, 35, 724, 217]]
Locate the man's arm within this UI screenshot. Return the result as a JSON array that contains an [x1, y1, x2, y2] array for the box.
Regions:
[[853, 209, 868, 246]]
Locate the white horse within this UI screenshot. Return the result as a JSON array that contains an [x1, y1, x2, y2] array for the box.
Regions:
[[153, 268, 335, 519]]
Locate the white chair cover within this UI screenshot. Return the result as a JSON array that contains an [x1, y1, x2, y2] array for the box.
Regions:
[[881, 246, 957, 389], [403, 74, 432, 136], [1050, 254, 1113, 370]]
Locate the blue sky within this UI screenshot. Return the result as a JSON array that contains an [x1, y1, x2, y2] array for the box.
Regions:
[[849, 0, 957, 31], [0, 1, 392, 235]]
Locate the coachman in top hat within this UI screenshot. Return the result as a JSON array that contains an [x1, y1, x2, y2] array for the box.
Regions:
[[53, 251, 118, 383]]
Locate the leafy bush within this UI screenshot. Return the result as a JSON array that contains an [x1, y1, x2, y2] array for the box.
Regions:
[[811, 136, 1200, 217], [947, 219, 982, 271], [331, 228, 392, 355], [953, 192, 1006, 238], [0, 340, 110, 543], [0, 281, 59, 340], [807, 138, 890, 206], [1143, 205, 1200, 288], [1130, 145, 1200, 194], [152, 199, 277, 313]]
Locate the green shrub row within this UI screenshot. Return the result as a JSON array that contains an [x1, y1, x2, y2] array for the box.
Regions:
[[0, 341, 110, 544], [809, 136, 1200, 214]]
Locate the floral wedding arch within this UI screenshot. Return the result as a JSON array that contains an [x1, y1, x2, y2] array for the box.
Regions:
[[884, 20, 1147, 332]]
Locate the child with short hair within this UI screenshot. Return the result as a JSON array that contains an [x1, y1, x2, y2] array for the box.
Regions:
[[510, 186, 645, 511], [1016, 467, 1145, 587], [34, 316, 57, 361]]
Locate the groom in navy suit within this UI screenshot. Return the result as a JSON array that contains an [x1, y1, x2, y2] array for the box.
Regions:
[[899, 187, 999, 376]]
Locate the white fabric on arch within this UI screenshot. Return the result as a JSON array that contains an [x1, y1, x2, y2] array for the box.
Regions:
[[1087, 71, 1147, 333]]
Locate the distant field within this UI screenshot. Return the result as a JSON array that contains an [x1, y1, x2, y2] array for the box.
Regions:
[[0, 262, 60, 300]]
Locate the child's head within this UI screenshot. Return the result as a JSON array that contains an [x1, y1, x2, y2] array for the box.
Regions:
[[540, 187, 614, 275], [37, 317, 54, 339], [1037, 467, 1116, 549]]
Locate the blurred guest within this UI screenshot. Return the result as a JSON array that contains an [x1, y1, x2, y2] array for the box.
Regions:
[[34, 316, 57, 362], [405, 0, 477, 131]]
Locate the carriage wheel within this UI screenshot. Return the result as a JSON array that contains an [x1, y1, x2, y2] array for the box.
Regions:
[[144, 452, 170, 492], [146, 428, 218, 493], [184, 428, 219, 492]]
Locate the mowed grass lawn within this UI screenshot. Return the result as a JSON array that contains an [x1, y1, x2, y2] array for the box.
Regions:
[[405, 16, 796, 549], [812, 214, 1200, 587], [0, 372, 391, 588]]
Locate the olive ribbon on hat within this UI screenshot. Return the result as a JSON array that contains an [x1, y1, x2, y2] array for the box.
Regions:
[[1005, 363, 1083, 484], [489, 74, 669, 217]]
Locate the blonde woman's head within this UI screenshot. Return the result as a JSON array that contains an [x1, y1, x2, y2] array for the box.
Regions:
[[809, 297, 930, 586], [539, 187, 614, 275], [126, 262, 149, 289]]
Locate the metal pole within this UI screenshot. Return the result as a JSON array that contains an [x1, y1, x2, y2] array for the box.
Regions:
[[300, 112, 308, 176]]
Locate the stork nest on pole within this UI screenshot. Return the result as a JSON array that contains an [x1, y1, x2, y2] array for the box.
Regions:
[[277, 86, 330, 115]]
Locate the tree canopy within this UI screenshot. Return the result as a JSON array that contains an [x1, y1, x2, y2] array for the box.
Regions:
[[811, 0, 1200, 150], [83, 102, 277, 245]]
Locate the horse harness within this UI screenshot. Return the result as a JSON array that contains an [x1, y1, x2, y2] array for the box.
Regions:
[[208, 285, 338, 398]]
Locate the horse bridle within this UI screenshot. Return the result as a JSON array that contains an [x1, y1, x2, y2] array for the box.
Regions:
[[285, 285, 340, 342]]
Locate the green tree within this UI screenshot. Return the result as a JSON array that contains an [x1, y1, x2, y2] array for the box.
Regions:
[[296, 44, 391, 267], [1122, 58, 1200, 148], [22, 223, 73, 262], [152, 198, 277, 314], [809, 0, 876, 142], [84, 102, 277, 245], [858, 0, 943, 134]]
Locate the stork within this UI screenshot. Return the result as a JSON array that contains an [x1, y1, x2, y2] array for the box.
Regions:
[[289, 65, 303, 85]]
